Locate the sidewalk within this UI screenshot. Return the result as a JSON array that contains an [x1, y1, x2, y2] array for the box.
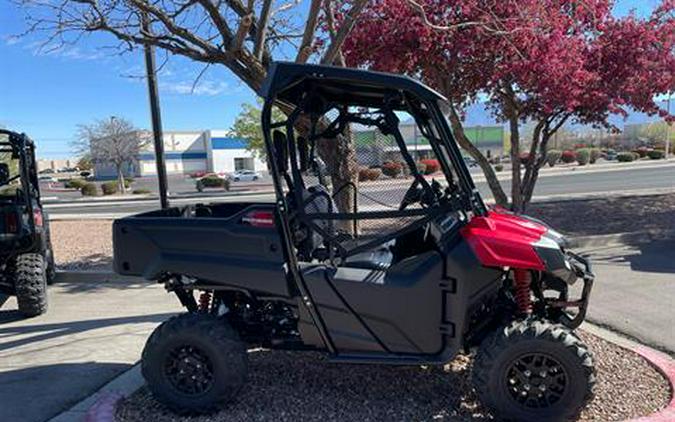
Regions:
[[579, 238, 675, 354], [0, 278, 180, 422]]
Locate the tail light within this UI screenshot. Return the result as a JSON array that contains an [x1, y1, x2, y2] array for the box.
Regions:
[[33, 208, 44, 227], [4, 212, 18, 233], [242, 210, 275, 228]]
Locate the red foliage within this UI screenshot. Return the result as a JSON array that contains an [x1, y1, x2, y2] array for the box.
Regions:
[[381, 161, 403, 178], [633, 146, 651, 158], [419, 159, 440, 174], [341, 0, 675, 128], [561, 150, 577, 163], [519, 152, 532, 165]]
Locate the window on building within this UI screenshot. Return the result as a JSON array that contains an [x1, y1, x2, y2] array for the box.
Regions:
[[234, 157, 254, 171]]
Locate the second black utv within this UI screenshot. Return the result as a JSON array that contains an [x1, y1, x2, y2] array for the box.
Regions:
[[0, 130, 55, 317], [113, 63, 595, 421]]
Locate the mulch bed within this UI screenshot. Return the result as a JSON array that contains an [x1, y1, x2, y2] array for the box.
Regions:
[[115, 331, 670, 422], [527, 193, 675, 238]]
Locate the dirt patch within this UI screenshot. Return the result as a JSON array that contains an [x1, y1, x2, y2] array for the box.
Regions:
[[115, 331, 670, 422], [527, 193, 675, 237], [50, 220, 113, 271]]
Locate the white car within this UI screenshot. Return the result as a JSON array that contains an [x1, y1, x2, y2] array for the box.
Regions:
[[231, 170, 261, 182], [38, 175, 58, 183]]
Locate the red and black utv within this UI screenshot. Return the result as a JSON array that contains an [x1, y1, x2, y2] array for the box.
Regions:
[[113, 63, 595, 421], [0, 130, 55, 317]]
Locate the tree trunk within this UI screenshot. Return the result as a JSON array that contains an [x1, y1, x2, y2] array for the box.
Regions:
[[316, 129, 358, 234], [508, 115, 523, 212], [116, 165, 126, 194], [446, 104, 508, 206]]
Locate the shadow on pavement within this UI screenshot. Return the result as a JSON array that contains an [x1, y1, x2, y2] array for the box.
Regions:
[[584, 239, 675, 274], [0, 312, 175, 348], [0, 362, 130, 422], [54, 276, 153, 294], [57, 253, 113, 273]]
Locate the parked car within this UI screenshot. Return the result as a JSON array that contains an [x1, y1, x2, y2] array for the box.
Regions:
[[38, 175, 58, 183], [463, 156, 478, 167], [231, 169, 260, 182]]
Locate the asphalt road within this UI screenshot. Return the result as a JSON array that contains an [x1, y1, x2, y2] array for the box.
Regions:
[[45, 164, 675, 216]]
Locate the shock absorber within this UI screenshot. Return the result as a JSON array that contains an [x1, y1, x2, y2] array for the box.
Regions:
[[198, 291, 212, 312], [513, 269, 532, 315]]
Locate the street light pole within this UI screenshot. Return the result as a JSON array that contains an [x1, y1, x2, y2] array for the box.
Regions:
[[142, 12, 169, 209], [666, 93, 672, 160]]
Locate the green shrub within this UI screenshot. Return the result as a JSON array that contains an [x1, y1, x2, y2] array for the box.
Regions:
[[494, 164, 504, 172], [381, 161, 402, 178], [419, 159, 440, 174], [576, 148, 590, 165], [617, 152, 636, 162], [546, 150, 562, 167], [590, 148, 601, 164], [358, 167, 382, 182], [561, 150, 577, 163], [648, 150, 665, 160], [132, 189, 152, 195], [80, 183, 98, 196], [65, 178, 87, 189], [124, 178, 134, 188], [101, 181, 118, 195]]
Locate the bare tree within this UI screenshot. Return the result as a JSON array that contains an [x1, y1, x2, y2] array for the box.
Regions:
[[16, 0, 371, 215], [75, 117, 147, 193]]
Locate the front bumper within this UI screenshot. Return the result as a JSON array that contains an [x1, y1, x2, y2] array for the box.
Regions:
[[547, 252, 594, 329]]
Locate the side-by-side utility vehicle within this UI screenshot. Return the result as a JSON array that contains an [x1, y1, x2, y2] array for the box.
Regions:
[[113, 63, 595, 421], [0, 130, 54, 317]]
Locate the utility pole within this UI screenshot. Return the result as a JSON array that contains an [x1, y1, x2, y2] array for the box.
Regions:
[[667, 93, 672, 160], [142, 12, 169, 209]]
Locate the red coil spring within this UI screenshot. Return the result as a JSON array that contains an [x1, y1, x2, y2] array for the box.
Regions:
[[513, 269, 532, 314], [198, 291, 212, 312]]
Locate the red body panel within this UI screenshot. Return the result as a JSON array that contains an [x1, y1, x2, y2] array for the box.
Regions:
[[460, 209, 547, 270]]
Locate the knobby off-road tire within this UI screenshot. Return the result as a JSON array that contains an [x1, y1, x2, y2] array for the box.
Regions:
[[0, 293, 8, 308], [473, 318, 595, 422], [14, 253, 48, 317], [141, 313, 248, 415]]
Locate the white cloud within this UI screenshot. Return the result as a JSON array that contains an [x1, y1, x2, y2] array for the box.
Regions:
[[160, 79, 231, 96]]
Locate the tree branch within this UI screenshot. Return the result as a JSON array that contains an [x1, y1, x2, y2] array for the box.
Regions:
[[321, 0, 367, 65], [295, 0, 321, 63], [253, 0, 272, 60]]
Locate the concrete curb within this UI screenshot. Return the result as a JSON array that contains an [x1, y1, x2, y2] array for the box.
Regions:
[[582, 323, 675, 422], [48, 364, 143, 422]]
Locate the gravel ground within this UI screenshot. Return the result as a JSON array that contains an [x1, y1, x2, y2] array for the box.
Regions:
[[527, 193, 675, 237], [115, 331, 670, 422], [50, 220, 113, 271]]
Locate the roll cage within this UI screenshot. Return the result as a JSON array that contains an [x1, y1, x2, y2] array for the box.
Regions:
[[260, 63, 487, 353], [0, 130, 42, 252]]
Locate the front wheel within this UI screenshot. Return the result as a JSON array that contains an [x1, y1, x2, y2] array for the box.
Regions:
[[141, 313, 248, 414], [473, 319, 595, 422]]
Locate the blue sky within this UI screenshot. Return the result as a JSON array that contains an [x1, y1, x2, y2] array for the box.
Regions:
[[0, 0, 664, 158]]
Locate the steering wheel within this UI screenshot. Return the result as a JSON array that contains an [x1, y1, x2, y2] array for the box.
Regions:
[[399, 178, 423, 210]]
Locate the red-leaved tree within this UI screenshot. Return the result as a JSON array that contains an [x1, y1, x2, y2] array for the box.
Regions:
[[342, 0, 674, 211]]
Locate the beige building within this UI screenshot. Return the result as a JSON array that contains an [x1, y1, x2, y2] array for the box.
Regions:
[[37, 158, 77, 172]]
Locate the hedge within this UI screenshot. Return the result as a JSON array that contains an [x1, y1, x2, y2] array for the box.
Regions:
[[101, 181, 118, 195], [419, 159, 440, 174], [381, 161, 402, 178], [617, 152, 636, 162], [648, 150, 665, 160], [546, 150, 562, 167], [80, 183, 98, 196], [561, 150, 577, 164], [576, 148, 590, 166]]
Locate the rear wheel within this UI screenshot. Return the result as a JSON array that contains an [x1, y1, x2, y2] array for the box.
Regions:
[[473, 318, 595, 422], [14, 253, 48, 317], [141, 313, 248, 414]]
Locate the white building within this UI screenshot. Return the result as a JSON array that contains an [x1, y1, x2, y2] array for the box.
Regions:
[[94, 130, 265, 179]]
